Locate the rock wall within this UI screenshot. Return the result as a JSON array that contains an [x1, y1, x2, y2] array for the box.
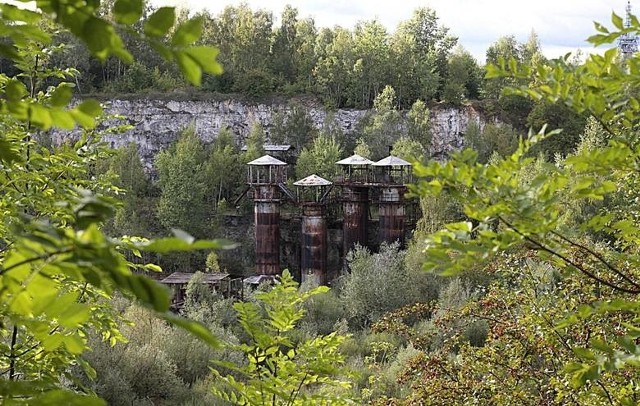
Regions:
[[50, 98, 485, 168]]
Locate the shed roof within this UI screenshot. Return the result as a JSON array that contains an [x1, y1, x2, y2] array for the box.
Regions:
[[372, 155, 412, 167], [243, 274, 277, 285], [160, 272, 230, 284], [241, 144, 293, 152], [336, 154, 374, 166], [247, 155, 287, 166], [293, 174, 332, 187]]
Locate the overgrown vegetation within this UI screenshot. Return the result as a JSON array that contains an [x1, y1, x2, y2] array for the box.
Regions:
[[2, 0, 640, 405]]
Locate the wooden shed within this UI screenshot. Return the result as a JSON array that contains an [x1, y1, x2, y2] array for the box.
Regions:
[[160, 272, 232, 307]]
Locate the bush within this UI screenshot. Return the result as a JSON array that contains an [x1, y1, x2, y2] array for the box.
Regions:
[[340, 243, 439, 329]]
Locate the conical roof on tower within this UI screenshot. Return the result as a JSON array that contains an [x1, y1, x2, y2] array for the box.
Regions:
[[336, 154, 374, 165], [293, 174, 332, 187], [248, 155, 287, 166], [372, 155, 411, 167]]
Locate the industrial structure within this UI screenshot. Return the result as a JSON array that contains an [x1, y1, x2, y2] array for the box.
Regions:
[[372, 156, 413, 246], [336, 154, 374, 265], [294, 174, 332, 285], [239, 151, 417, 285], [246, 155, 288, 276]]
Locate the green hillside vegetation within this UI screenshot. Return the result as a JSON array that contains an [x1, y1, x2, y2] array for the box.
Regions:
[[0, 0, 639, 405]]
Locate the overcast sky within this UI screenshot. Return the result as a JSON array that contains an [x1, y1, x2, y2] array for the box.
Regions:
[[153, 0, 628, 62]]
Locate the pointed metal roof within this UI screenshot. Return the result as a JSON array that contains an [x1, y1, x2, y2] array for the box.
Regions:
[[372, 155, 412, 167], [293, 174, 332, 187], [336, 154, 374, 166], [248, 155, 287, 166]]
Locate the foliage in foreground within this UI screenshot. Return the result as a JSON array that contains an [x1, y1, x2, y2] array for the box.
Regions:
[[0, 0, 226, 403], [211, 270, 355, 405], [409, 12, 640, 405]]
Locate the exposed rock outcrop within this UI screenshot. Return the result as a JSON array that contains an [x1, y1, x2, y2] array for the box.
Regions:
[[50, 98, 485, 168]]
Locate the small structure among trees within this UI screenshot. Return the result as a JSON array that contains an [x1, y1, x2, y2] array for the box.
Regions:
[[161, 272, 234, 308]]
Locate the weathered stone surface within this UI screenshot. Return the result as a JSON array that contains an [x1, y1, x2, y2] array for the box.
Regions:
[[49, 98, 485, 169]]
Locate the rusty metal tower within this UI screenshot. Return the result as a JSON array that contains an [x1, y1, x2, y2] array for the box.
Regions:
[[619, 1, 639, 58], [336, 154, 373, 263], [247, 155, 288, 276], [294, 174, 332, 285], [372, 155, 413, 246]]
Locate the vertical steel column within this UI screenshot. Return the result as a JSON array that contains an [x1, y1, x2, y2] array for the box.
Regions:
[[378, 186, 405, 245], [254, 185, 280, 275], [300, 204, 327, 285], [342, 185, 369, 257]]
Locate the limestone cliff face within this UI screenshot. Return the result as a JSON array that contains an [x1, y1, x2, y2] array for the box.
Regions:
[[50, 98, 484, 167]]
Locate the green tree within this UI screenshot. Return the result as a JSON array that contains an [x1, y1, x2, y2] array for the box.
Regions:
[[412, 14, 640, 403], [407, 99, 432, 153], [243, 121, 266, 162], [269, 102, 317, 150], [207, 126, 244, 209], [395, 8, 457, 101], [341, 244, 436, 329], [270, 5, 298, 86], [350, 20, 391, 108], [156, 126, 211, 239], [293, 17, 318, 92], [295, 133, 343, 180], [360, 85, 402, 160], [443, 46, 482, 104], [391, 137, 425, 161], [526, 100, 587, 158], [210, 270, 355, 405], [0, 1, 225, 402], [314, 27, 355, 108], [464, 122, 520, 163], [104, 143, 159, 236], [483, 35, 533, 128]]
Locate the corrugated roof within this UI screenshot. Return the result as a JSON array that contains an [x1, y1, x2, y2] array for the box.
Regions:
[[372, 155, 412, 166], [241, 144, 293, 151], [336, 154, 374, 165], [293, 174, 332, 186], [248, 155, 287, 166], [243, 274, 277, 284], [160, 272, 230, 284]]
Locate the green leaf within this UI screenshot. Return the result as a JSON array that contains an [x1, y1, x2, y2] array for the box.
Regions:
[[172, 16, 203, 46], [126, 274, 170, 312], [50, 84, 73, 108], [175, 51, 202, 86], [71, 99, 103, 129], [0, 4, 42, 24], [58, 303, 91, 328], [114, 0, 143, 25], [184, 46, 223, 75], [6, 78, 28, 102], [144, 7, 175, 37], [50, 109, 76, 129], [82, 17, 114, 60], [139, 236, 237, 253], [0, 138, 22, 164], [29, 104, 53, 130], [612, 12, 624, 30]]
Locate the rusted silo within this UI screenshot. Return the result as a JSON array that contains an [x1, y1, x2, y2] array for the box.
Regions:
[[372, 156, 412, 246], [247, 155, 288, 276], [336, 154, 373, 262], [294, 174, 332, 285]]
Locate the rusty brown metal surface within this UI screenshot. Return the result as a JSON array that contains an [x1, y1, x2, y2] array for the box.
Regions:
[[300, 204, 327, 286], [254, 185, 280, 275], [342, 186, 369, 258], [378, 187, 406, 245]]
